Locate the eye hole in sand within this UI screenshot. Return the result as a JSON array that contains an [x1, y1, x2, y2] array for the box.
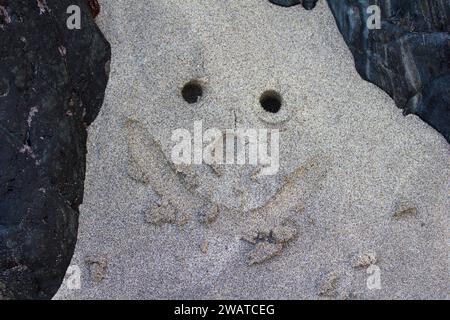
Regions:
[[181, 80, 203, 104], [260, 90, 282, 113]]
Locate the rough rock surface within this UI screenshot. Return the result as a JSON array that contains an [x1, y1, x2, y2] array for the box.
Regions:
[[0, 0, 110, 299], [270, 0, 318, 10], [271, 0, 450, 143]]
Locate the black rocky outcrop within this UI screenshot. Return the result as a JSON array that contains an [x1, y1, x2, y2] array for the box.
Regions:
[[0, 0, 110, 299]]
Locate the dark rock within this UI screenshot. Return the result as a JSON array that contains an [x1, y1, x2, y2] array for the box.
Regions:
[[0, 0, 110, 299], [269, 0, 318, 10], [302, 0, 319, 10], [269, 0, 302, 7], [270, 0, 450, 143]]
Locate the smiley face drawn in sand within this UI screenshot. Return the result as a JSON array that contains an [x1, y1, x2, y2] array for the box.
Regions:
[[121, 0, 449, 222], [123, 1, 334, 218]]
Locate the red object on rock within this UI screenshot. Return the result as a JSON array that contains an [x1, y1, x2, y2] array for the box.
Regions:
[[86, 0, 100, 18]]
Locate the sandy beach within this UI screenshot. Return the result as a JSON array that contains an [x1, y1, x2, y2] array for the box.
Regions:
[[55, 0, 450, 299]]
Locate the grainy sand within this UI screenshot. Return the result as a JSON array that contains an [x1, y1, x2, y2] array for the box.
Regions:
[[55, 0, 450, 299]]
